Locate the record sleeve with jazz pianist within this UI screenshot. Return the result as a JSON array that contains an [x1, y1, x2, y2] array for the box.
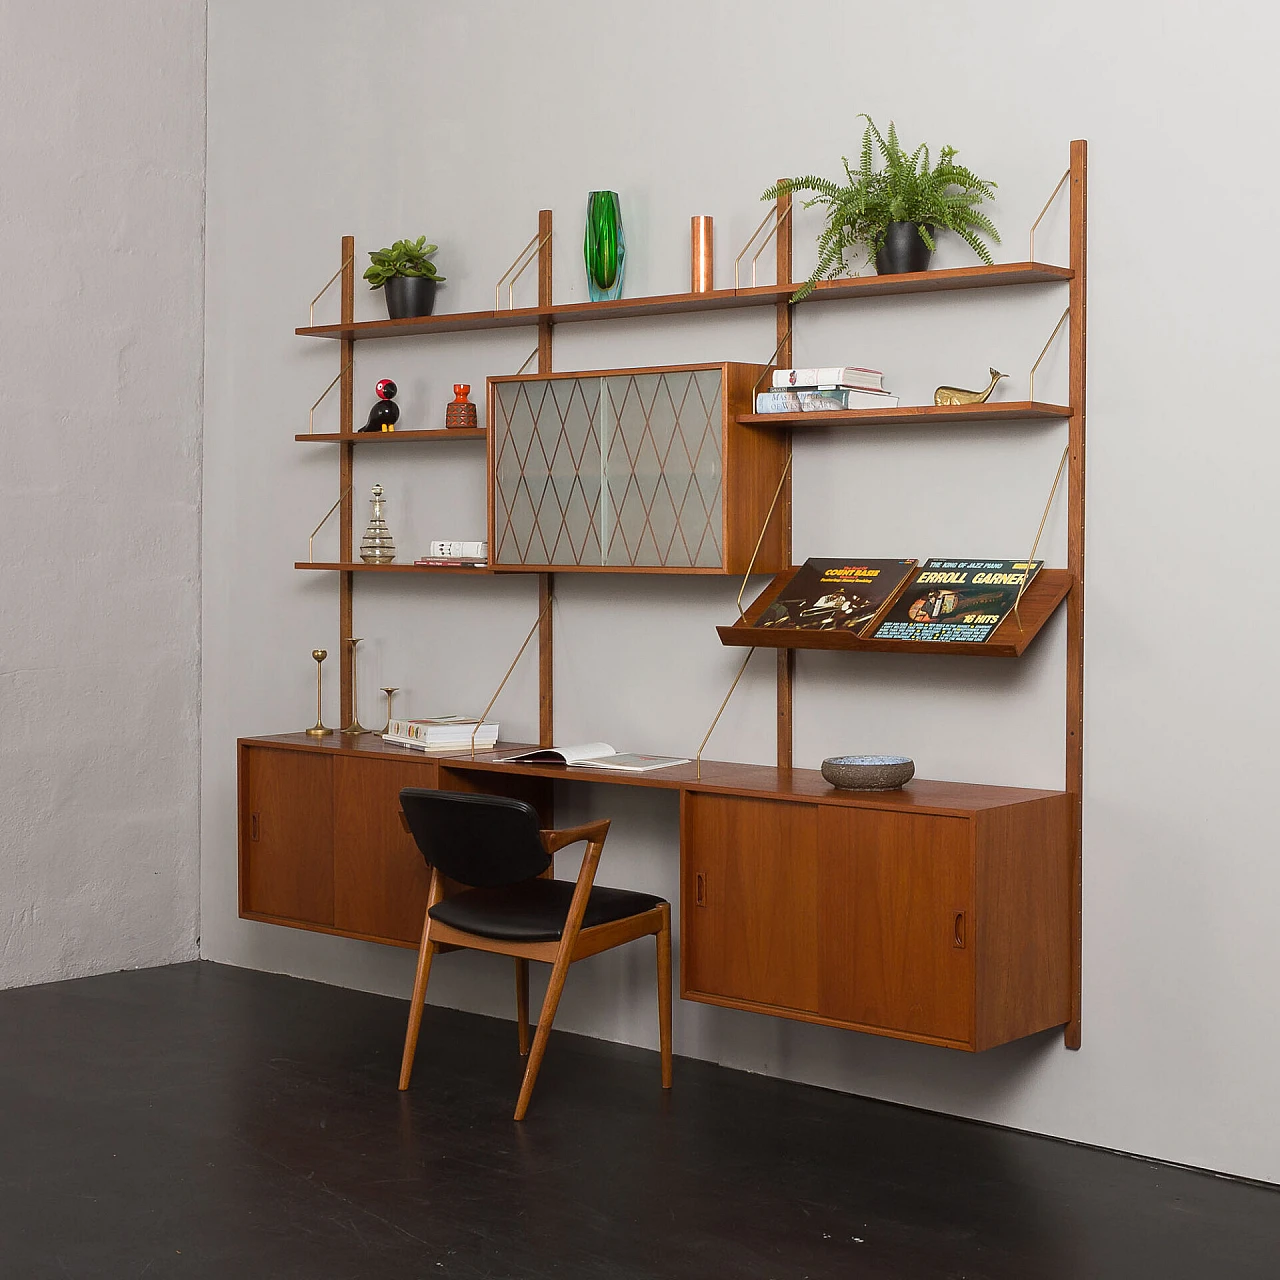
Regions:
[[754, 559, 918, 631], [870, 558, 1044, 643]]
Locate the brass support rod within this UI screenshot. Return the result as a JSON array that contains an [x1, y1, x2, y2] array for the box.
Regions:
[[307, 485, 352, 561], [308, 361, 353, 434], [1012, 443, 1070, 628], [733, 200, 792, 290], [695, 648, 756, 779], [495, 229, 552, 312], [736, 451, 793, 619], [1029, 307, 1070, 402], [515, 345, 540, 377], [751, 325, 795, 397], [1029, 169, 1070, 262], [469, 588, 555, 757], [309, 255, 354, 325]]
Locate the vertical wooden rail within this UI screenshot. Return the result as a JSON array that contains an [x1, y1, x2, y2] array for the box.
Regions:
[[774, 184, 795, 770], [536, 210, 555, 747], [1065, 142, 1087, 1049], [339, 235, 356, 726]]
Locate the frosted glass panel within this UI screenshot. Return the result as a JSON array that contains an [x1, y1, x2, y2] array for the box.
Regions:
[[493, 378, 601, 565], [491, 368, 722, 568], [605, 370, 722, 567]]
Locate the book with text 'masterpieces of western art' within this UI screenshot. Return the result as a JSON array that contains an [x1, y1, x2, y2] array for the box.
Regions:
[[870, 559, 1043, 643], [754, 558, 918, 633], [496, 744, 690, 772]]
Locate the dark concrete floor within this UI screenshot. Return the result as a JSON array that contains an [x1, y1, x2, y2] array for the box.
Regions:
[[0, 962, 1276, 1279]]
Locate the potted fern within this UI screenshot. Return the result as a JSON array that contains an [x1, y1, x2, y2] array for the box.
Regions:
[[764, 116, 999, 298], [363, 237, 446, 319]]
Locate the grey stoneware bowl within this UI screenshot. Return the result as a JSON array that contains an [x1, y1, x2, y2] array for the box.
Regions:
[[821, 755, 915, 791]]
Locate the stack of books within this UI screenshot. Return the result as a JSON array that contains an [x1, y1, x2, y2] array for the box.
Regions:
[[755, 366, 898, 413], [414, 539, 488, 568], [383, 715, 500, 752]]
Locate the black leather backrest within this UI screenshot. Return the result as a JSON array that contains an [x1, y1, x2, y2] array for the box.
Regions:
[[399, 788, 550, 888]]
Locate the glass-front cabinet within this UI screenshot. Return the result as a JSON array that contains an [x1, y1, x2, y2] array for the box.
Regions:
[[488, 362, 787, 574]]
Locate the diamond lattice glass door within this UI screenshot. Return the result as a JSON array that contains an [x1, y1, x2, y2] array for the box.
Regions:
[[493, 378, 603, 566], [603, 369, 723, 567]]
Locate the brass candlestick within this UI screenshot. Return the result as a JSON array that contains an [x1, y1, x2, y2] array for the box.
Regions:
[[306, 649, 333, 737], [342, 637, 370, 735], [379, 687, 399, 735]]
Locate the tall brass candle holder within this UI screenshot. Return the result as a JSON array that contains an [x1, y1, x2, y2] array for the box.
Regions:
[[306, 649, 333, 737], [379, 687, 399, 735], [342, 637, 370, 735]]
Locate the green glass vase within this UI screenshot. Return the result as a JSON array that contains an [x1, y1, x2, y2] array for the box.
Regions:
[[584, 191, 626, 302]]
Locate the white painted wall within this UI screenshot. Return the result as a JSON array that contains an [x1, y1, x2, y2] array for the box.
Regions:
[[201, 0, 1280, 1183], [0, 3, 206, 986]]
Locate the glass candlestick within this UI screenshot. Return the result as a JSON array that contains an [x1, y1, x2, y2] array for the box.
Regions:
[[359, 484, 396, 564], [342, 637, 370, 735], [306, 649, 333, 736]]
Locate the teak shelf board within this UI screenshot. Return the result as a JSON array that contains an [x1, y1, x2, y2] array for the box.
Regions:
[[295, 262, 1073, 341], [295, 429, 486, 444], [238, 733, 1068, 815], [719, 568, 1074, 658], [738, 402, 1072, 429], [296, 562, 493, 575]]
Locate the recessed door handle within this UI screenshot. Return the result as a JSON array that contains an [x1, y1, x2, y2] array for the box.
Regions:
[[250, 813, 260, 842], [695, 872, 706, 907], [953, 911, 966, 949]]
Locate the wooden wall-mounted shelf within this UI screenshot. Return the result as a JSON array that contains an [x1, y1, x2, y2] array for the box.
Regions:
[[738, 402, 1071, 430], [718, 568, 1073, 659], [296, 261, 1072, 342], [296, 562, 493, 576], [296, 429, 486, 444]]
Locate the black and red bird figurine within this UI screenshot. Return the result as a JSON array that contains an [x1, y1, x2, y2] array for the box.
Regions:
[[359, 378, 400, 432]]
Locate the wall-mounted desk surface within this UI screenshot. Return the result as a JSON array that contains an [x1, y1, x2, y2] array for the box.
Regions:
[[238, 732, 1073, 1053], [243, 731, 1066, 814]]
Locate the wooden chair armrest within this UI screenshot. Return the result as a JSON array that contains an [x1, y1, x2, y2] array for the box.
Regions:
[[540, 819, 611, 855]]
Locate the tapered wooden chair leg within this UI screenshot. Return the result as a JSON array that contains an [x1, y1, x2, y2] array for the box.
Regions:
[[399, 917, 437, 1091], [514, 945, 574, 1120], [515, 958, 531, 1056], [657, 904, 673, 1089]]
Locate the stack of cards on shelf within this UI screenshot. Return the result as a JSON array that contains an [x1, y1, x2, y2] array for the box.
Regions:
[[383, 715, 499, 752], [755, 366, 898, 413]]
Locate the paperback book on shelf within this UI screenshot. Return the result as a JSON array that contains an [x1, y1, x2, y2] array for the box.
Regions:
[[755, 388, 899, 413], [496, 743, 690, 772], [754, 558, 917, 632], [870, 559, 1043, 643]]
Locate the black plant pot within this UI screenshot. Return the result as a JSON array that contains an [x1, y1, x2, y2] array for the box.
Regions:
[[874, 222, 934, 275], [384, 275, 438, 320]]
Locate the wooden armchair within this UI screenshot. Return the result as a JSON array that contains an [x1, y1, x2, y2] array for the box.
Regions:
[[397, 788, 672, 1120]]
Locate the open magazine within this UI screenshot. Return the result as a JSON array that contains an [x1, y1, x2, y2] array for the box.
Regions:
[[496, 743, 690, 773]]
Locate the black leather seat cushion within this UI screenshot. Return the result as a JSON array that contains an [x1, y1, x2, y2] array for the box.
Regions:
[[428, 878, 666, 943]]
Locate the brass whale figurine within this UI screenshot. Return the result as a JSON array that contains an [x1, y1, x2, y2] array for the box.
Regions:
[[934, 368, 1007, 406]]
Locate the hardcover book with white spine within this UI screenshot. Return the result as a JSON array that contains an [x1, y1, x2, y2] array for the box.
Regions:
[[771, 366, 884, 391]]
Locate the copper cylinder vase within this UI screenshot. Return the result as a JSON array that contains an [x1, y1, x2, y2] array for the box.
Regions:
[[691, 216, 714, 293]]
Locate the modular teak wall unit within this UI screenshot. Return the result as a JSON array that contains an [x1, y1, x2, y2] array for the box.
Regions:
[[268, 141, 1087, 1051]]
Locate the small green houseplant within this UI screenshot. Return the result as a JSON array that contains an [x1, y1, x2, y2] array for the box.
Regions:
[[764, 116, 999, 298], [363, 237, 446, 319]]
